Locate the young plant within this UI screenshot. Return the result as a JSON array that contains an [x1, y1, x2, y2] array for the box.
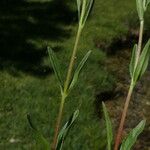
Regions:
[[103, 1, 150, 150], [50, 0, 93, 149], [28, 0, 94, 150]]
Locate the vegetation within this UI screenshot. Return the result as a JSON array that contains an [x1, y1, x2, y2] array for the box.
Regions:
[[0, 0, 149, 150]]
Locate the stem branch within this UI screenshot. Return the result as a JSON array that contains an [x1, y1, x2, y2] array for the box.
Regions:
[[114, 19, 144, 150], [51, 26, 82, 150]]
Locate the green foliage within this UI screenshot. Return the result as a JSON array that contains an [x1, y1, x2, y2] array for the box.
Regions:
[[50, 0, 94, 148], [77, 0, 94, 28], [56, 110, 79, 150], [129, 44, 137, 78], [69, 51, 91, 91], [136, 0, 144, 20], [77, 0, 81, 20], [1, 0, 149, 149], [27, 115, 50, 150], [133, 40, 150, 83], [136, 0, 150, 20], [120, 120, 146, 150], [143, 0, 150, 11], [102, 102, 113, 150], [48, 47, 63, 90]]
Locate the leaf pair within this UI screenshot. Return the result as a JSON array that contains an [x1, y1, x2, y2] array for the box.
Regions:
[[77, 0, 94, 28], [56, 110, 79, 150], [48, 47, 91, 94], [27, 115, 50, 150], [102, 103, 146, 150], [129, 40, 150, 85], [136, 0, 150, 20]]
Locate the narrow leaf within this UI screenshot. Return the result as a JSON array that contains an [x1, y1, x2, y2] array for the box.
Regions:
[[48, 47, 63, 89], [27, 115, 50, 150], [143, 0, 147, 11], [146, 0, 150, 8], [82, 0, 94, 27], [102, 102, 113, 150], [69, 51, 91, 90], [136, 0, 144, 20], [134, 39, 150, 82], [120, 120, 146, 150], [79, 0, 86, 27], [77, 0, 81, 20], [56, 110, 79, 150], [129, 44, 137, 78]]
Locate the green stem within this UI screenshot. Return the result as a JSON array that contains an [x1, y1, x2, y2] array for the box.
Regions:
[[64, 27, 82, 93], [51, 94, 65, 150], [135, 20, 144, 67], [51, 26, 83, 150]]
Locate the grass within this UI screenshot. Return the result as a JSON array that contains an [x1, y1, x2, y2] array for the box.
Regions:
[[0, 0, 146, 149]]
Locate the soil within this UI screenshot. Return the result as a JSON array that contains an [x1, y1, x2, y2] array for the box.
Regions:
[[103, 48, 150, 150]]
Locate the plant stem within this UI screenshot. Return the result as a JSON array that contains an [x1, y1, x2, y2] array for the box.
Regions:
[[51, 95, 65, 150], [114, 19, 144, 150], [51, 26, 82, 150], [135, 20, 144, 67], [114, 84, 134, 150], [64, 27, 82, 92]]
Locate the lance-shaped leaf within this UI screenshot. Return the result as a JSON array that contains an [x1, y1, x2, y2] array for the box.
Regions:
[[79, 0, 86, 26], [143, 0, 147, 11], [102, 102, 113, 150], [56, 110, 79, 150], [136, 0, 144, 20], [146, 0, 150, 9], [120, 120, 146, 150], [69, 50, 91, 91], [48, 47, 63, 89], [143, 0, 150, 11], [82, 0, 94, 27], [133, 39, 150, 82], [79, 0, 94, 28], [27, 114, 50, 150], [77, 0, 81, 20], [129, 44, 137, 78]]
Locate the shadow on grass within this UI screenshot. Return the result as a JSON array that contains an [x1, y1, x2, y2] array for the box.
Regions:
[[0, 0, 76, 77]]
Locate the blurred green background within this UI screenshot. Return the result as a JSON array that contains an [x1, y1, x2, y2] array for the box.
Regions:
[[0, 0, 149, 149]]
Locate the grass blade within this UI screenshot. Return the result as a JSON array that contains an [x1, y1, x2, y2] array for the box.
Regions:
[[27, 115, 50, 150], [69, 50, 91, 90], [56, 110, 79, 150], [129, 44, 137, 78], [120, 120, 146, 150], [134, 39, 150, 82], [48, 47, 63, 89], [102, 102, 113, 150]]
